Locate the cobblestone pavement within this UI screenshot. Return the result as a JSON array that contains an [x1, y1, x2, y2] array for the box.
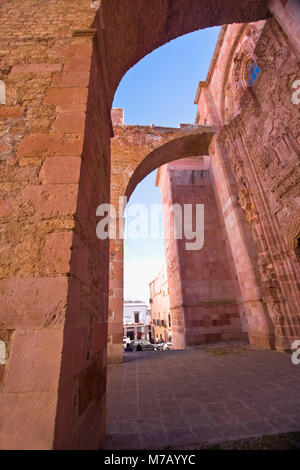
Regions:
[[103, 346, 300, 450]]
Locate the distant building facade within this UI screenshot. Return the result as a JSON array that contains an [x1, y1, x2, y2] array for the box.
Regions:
[[123, 301, 151, 341], [149, 267, 172, 343]]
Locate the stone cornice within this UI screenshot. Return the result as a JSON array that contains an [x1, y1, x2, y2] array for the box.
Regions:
[[194, 25, 227, 105]]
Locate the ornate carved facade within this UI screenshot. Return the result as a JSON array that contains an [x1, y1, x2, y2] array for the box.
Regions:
[[196, 18, 300, 351]]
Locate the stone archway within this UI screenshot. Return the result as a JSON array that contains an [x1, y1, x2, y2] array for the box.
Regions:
[[108, 115, 215, 363], [1, 0, 297, 451]]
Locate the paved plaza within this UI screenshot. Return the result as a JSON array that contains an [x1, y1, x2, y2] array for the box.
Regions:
[[104, 345, 300, 449]]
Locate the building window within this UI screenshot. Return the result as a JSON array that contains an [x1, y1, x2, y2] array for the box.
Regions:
[[168, 314, 171, 327], [134, 312, 140, 323], [247, 61, 260, 87]]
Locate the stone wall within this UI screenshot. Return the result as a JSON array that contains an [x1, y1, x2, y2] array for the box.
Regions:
[[0, 0, 109, 450], [157, 157, 242, 348], [0, 0, 294, 451], [197, 17, 300, 350]]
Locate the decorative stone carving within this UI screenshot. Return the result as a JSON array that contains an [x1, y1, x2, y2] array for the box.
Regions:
[[284, 213, 300, 252], [238, 188, 259, 227]]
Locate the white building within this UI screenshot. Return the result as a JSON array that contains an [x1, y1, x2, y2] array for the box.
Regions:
[[123, 300, 151, 341]]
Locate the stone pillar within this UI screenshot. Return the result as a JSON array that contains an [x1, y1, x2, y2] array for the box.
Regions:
[[268, 0, 300, 58], [158, 157, 243, 348], [0, 31, 110, 449], [210, 138, 275, 349], [108, 235, 124, 363], [107, 211, 125, 363]]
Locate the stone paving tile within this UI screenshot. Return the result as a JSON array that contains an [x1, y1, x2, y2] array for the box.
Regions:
[[211, 413, 239, 426], [217, 423, 250, 440], [231, 409, 261, 422], [141, 407, 162, 419], [111, 435, 141, 450], [181, 405, 203, 415], [105, 349, 300, 449], [244, 420, 279, 436], [223, 400, 249, 412], [140, 431, 169, 449], [192, 425, 223, 442], [202, 403, 227, 413], [166, 428, 196, 447], [162, 414, 190, 430], [137, 417, 165, 433], [271, 403, 300, 416], [267, 416, 299, 433]]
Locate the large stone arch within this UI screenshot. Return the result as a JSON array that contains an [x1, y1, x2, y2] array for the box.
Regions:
[[91, 0, 270, 105], [0, 0, 297, 451], [108, 118, 215, 363]]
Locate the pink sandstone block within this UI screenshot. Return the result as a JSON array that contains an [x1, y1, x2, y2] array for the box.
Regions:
[[56, 104, 87, 114], [63, 57, 92, 73], [21, 184, 78, 218], [39, 156, 81, 184], [52, 72, 90, 88], [52, 113, 86, 134], [0, 277, 69, 329], [11, 63, 62, 74], [70, 235, 90, 283], [18, 133, 85, 158], [43, 231, 73, 275], [92, 320, 107, 356], [4, 329, 63, 393], [18, 133, 49, 157], [0, 392, 57, 450], [59, 326, 88, 381], [43, 87, 88, 105], [61, 44, 93, 59]]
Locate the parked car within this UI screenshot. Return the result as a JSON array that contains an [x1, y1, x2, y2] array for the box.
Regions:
[[128, 340, 162, 351]]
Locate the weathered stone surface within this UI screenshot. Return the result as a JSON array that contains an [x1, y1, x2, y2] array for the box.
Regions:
[[157, 157, 242, 348], [4, 329, 63, 393], [0, 0, 298, 452], [196, 17, 300, 350], [0, 392, 58, 450], [39, 156, 81, 184], [0, 277, 69, 329]]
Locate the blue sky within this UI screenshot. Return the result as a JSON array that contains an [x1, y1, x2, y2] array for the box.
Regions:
[[113, 26, 221, 302]]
